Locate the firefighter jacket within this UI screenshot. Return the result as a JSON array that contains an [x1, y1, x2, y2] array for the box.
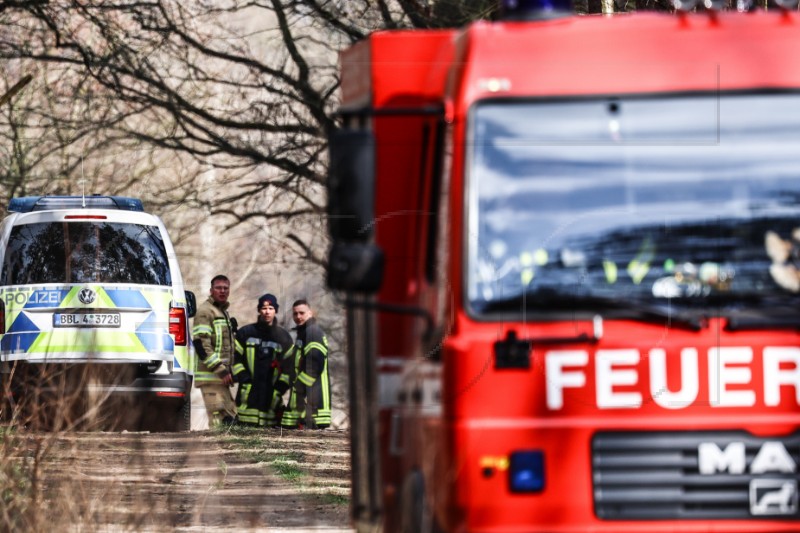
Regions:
[[232, 320, 293, 426], [281, 317, 331, 429], [192, 296, 235, 385]]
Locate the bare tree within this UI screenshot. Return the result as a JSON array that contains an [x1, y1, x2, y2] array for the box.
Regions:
[[1, 0, 686, 246], [0, 2, 504, 262]]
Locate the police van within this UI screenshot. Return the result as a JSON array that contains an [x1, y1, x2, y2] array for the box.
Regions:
[[0, 195, 196, 431]]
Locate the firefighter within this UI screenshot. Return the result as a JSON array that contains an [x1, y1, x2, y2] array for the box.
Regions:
[[191, 274, 237, 427], [232, 293, 294, 427], [281, 299, 331, 430]]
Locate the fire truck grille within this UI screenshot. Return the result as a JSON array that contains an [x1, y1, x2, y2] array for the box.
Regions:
[[592, 431, 800, 520]]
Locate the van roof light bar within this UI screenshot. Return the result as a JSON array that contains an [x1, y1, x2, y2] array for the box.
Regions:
[[8, 195, 144, 213], [498, 0, 572, 20]]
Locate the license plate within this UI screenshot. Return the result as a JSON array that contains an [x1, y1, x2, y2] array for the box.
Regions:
[[54, 312, 121, 328]]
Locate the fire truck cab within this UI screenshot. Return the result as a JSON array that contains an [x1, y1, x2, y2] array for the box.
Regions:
[[328, 1, 800, 531]]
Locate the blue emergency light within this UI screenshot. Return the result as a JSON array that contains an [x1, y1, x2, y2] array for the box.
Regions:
[[509, 450, 545, 493], [499, 0, 573, 19], [8, 195, 144, 213]]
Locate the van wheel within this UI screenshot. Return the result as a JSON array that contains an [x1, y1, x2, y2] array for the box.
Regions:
[[174, 398, 191, 432], [161, 399, 191, 432], [139, 399, 190, 432]]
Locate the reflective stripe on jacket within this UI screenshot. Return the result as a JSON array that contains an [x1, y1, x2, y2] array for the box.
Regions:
[[233, 321, 293, 426], [192, 296, 234, 384], [281, 318, 331, 428]]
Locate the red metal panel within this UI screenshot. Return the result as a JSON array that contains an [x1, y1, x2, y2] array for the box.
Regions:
[[456, 12, 800, 109], [342, 11, 800, 532]]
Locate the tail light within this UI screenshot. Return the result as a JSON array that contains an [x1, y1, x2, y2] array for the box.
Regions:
[[169, 306, 187, 346]]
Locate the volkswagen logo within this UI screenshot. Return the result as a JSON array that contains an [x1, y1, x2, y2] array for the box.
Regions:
[[78, 287, 96, 304]]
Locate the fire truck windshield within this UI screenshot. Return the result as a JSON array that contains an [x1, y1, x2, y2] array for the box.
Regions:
[[467, 92, 800, 319]]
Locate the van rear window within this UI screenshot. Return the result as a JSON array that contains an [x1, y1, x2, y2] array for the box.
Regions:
[[1, 222, 172, 286]]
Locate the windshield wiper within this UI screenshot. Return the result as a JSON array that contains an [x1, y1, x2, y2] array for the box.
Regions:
[[725, 315, 800, 332], [711, 295, 800, 331], [482, 289, 706, 331]]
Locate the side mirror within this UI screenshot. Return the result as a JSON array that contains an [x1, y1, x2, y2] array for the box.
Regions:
[[328, 129, 375, 242], [327, 242, 384, 293], [185, 290, 197, 318]]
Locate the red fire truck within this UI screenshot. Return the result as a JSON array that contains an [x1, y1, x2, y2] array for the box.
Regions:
[[326, 0, 800, 531]]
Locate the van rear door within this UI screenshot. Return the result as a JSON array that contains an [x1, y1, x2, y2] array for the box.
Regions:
[[0, 216, 176, 363]]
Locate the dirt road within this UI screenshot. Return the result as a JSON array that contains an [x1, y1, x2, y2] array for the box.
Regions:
[[3, 427, 353, 532]]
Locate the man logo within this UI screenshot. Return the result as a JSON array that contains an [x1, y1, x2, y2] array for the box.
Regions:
[[78, 288, 96, 305], [699, 440, 798, 517], [750, 479, 798, 516], [698, 441, 796, 475]]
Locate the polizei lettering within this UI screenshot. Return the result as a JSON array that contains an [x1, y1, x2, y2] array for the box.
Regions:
[[3, 289, 63, 307], [544, 347, 800, 410]]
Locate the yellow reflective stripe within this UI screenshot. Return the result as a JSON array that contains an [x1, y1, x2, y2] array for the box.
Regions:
[[205, 352, 221, 368], [213, 319, 225, 356], [234, 339, 244, 355], [240, 383, 251, 405], [281, 391, 299, 424], [232, 363, 246, 374], [193, 325, 213, 335], [238, 411, 259, 424], [247, 345, 255, 380], [203, 318, 227, 368], [270, 391, 282, 410], [283, 345, 297, 361], [194, 372, 222, 382], [304, 342, 327, 355], [320, 358, 330, 409], [314, 413, 331, 424], [298, 371, 315, 387], [312, 357, 331, 426]]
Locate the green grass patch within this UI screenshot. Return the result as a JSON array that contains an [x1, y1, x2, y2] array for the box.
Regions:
[[212, 428, 351, 508], [215, 429, 306, 479], [319, 492, 349, 506], [269, 452, 304, 482], [215, 425, 273, 461], [223, 433, 263, 449]]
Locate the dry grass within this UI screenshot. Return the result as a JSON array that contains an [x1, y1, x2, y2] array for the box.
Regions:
[[0, 369, 352, 532]]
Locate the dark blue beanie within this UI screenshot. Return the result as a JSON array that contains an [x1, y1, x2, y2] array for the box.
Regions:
[[258, 293, 279, 311]]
